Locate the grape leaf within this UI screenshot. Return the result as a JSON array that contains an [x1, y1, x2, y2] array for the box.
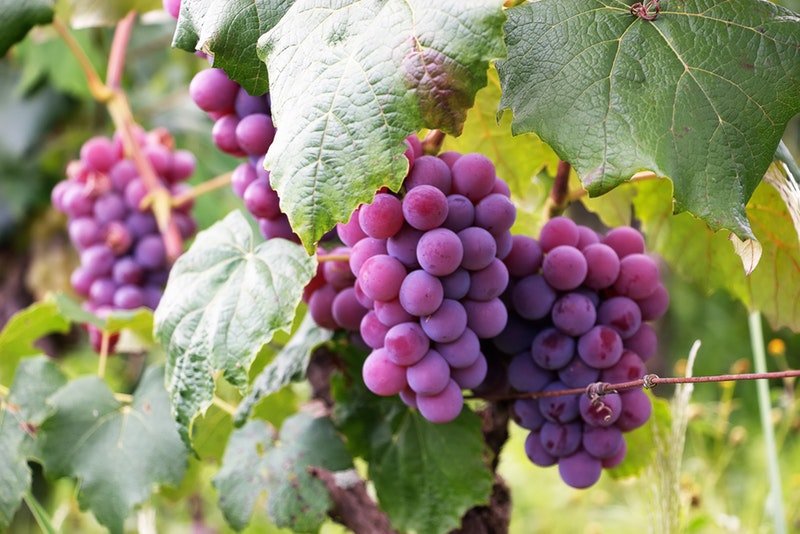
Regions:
[[51, 292, 154, 341], [214, 414, 352, 532], [498, 0, 800, 240], [260, 0, 506, 250], [154, 211, 316, 445], [234, 313, 331, 426], [38, 367, 187, 534], [173, 0, 294, 95], [0, 358, 66, 530], [0, 299, 70, 383], [67, 0, 162, 28], [0, 0, 53, 56]]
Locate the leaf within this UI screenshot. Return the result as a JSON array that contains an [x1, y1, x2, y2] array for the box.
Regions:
[[67, 0, 161, 28], [38, 366, 187, 534], [154, 211, 316, 445], [234, 313, 332, 426], [213, 414, 352, 532], [173, 0, 294, 95], [0, 300, 70, 383], [51, 292, 155, 341], [261, 0, 506, 250], [498, 0, 800, 240], [333, 365, 493, 534], [0, 358, 66, 529], [0, 0, 53, 56]]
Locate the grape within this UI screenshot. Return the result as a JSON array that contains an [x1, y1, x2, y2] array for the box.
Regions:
[[495, 231, 513, 260], [436, 328, 480, 369], [109, 160, 138, 191], [69, 218, 102, 249], [582, 426, 623, 460], [114, 285, 144, 309], [512, 274, 557, 320], [603, 226, 645, 258], [170, 150, 196, 183], [601, 350, 646, 384], [212, 114, 244, 155], [614, 253, 659, 299], [112, 257, 143, 285], [467, 259, 509, 301], [576, 226, 600, 249], [348, 237, 387, 277], [438, 151, 460, 168], [243, 178, 281, 219], [508, 353, 553, 392], [558, 357, 600, 388], [173, 212, 198, 239], [331, 288, 367, 331], [463, 298, 507, 338], [126, 213, 157, 239], [601, 439, 627, 468], [89, 278, 117, 306], [163, 0, 181, 19], [399, 388, 417, 409], [124, 180, 147, 211], [440, 268, 470, 300], [504, 236, 543, 277], [451, 153, 495, 201], [538, 382, 579, 423], [579, 392, 621, 426], [359, 193, 404, 239], [135, 235, 167, 270], [353, 280, 374, 309], [337, 209, 367, 247], [399, 270, 444, 317], [308, 285, 337, 329], [235, 89, 269, 117], [322, 250, 355, 290], [597, 296, 642, 339], [542, 245, 587, 290], [416, 379, 463, 423], [491, 178, 511, 197], [493, 315, 536, 354], [363, 349, 407, 396], [540, 422, 582, 457], [420, 299, 467, 343], [384, 322, 429, 366], [63, 186, 94, 217], [458, 227, 497, 271], [374, 299, 414, 327], [417, 228, 464, 276], [402, 185, 448, 230], [71, 267, 95, 296], [144, 145, 172, 176], [559, 450, 602, 489], [582, 243, 620, 290], [513, 399, 545, 431], [525, 432, 557, 467], [406, 136, 423, 159], [551, 293, 596, 336], [531, 328, 575, 370], [404, 155, 451, 194], [443, 194, 475, 232], [386, 225, 423, 268], [636, 284, 669, 321], [360, 311, 389, 349], [235, 114, 275, 155], [80, 137, 116, 172], [407, 350, 451, 395], [451, 354, 487, 389], [616, 389, 652, 431], [106, 222, 133, 254], [189, 68, 239, 114], [357, 255, 406, 302], [474, 194, 516, 235], [539, 216, 579, 252], [577, 326, 623, 369], [81, 245, 115, 277], [259, 216, 296, 241], [624, 324, 657, 361]]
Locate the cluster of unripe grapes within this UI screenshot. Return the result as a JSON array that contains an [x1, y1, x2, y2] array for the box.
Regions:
[[52, 129, 198, 349]]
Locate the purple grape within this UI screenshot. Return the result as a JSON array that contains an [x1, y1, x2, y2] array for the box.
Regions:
[[579, 392, 622, 427], [244, 178, 281, 219], [358, 254, 406, 302], [525, 432, 557, 467], [539, 382, 580, 423], [212, 114, 243, 155], [62, 186, 94, 217], [353, 280, 374, 309], [163, 0, 181, 19], [143, 145, 172, 176], [407, 350, 451, 395], [68, 218, 102, 249], [386, 225, 423, 268], [616, 389, 652, 431], [416, 379, 463, 423], [539, 217, 579, 252], [601, 438, 627, 468], [258, 216, 297, 241], [109, 160, 138, 191], [337, 209, 367, 247], [417, 228, 463, 276], [601, 350, 646, 384], [374, 299, 414, 327], [359, 193, 404, 239], [331, 287, 367, 331], [384, 322, 429, 366], [508, 353, 554, 392], [512, 274, 557, 320], [559, 450, 602, 489], [173, 212, 198, 240], [404, 155, 452, 194], [582, 426, 623, 459], [363, 349, 407, 396], [402, 185, 448, 231], [558, 357, 600, 388], [474, 194, 516, 235], [513, 399, 545, 431], [309, 285, 337, 329], [451, 153, 495, 202], [597, 296, 642, 339], [458, 227, 497, 271], [438, 151, 460, 168], [126, 212, 157, 239], [71, 267, 95, 296], [134, 235, 166, 270], [322, 250, 355, 290], [235, 113, 275, 155], [231, 163, 258, 198], [235, 89, 269, 117], [399, 388, 417, 409], [348, 237, 387, 277], [451, 354, 487, 389], [463, 298, 507, 338], [89, 278, 117, 306], [467, 259, 509, 301], [504, 235, 543, 277], [495, 231, 513, 260], [443, 194, 475, 232], [143, 286, 163, 309], [540, 421, 582, 457], [124, 180, 147, 211], [399, 270, 444, 317], [624, 324, 657, 361], [491, 178, 511, 197], [436, 328, 480, 369], [114, 285, 144, 309], [603, 227, 644, 258], [360, 311, 389, 349], [440, 268, 470, 300], [81, 137, 117, 172], [582, 243, 620, 290], [189, 68, 239, 114], [81, 245, 115, 277], [577, 326, 623, 369], [542, 245, 587, 290], [576, 226, 600, 249], [420, 299, 467, 343], [636, 284, 669, 321], [551, 293, 596, 336], [614, 254, 660, 299], [169, 150, 196, 183], [531, 328, 575, 370], [112, 257, 143, 285], [493, 315, 537, 354]]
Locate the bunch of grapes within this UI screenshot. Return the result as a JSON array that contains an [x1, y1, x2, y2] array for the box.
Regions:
[[52, 129, 198, 347], [338, 147, 515, 424], [488, 218, 668, 488]]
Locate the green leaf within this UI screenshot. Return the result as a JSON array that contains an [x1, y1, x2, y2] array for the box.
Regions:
[[38, 366, 187, 534], [67, 0, 161, 28], [234, 313, 332, 426], [173, 0, 294, 95], [0, 300, 70, 383], [608, 393, 671, 479], [0, 0, 53, 56], [498, 0, 800, 240], [0, 358, 66, 529], [214, 414, 352, 532], [154, 211, 316, 445], [261, 0, 506, 250]]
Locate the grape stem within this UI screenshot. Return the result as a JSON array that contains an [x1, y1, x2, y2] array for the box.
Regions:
[[53, 16, 183, 263], [467, 368, 800, 401], [421, 130, 446, 156], [97, 330, 111, 379], [317, 253, 350, 263], [171, 172, 233, 207], [114, 392, 134, 404], [547, 160, 571, 217]]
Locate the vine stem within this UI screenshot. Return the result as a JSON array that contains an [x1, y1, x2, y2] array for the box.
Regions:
[[317, 253, 350, 263], [106, 11, 136, 89], [547, 160, 571, 217], [97, 331, 111, 379], [212, 396, 238, 416], [421, 130, 446, 156], [467, 368, 800, 401], [749, 311, 788, 534], [172, 172, 233, 207], [24, 491, 57, 534]]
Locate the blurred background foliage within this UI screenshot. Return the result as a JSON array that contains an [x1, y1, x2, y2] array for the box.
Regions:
[[1, 3, 799, 533]]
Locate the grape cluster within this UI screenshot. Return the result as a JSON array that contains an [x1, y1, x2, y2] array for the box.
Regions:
[[337, 146, 515, 424], [488, 218, 668, 488], [52, 129, 198, 348]]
